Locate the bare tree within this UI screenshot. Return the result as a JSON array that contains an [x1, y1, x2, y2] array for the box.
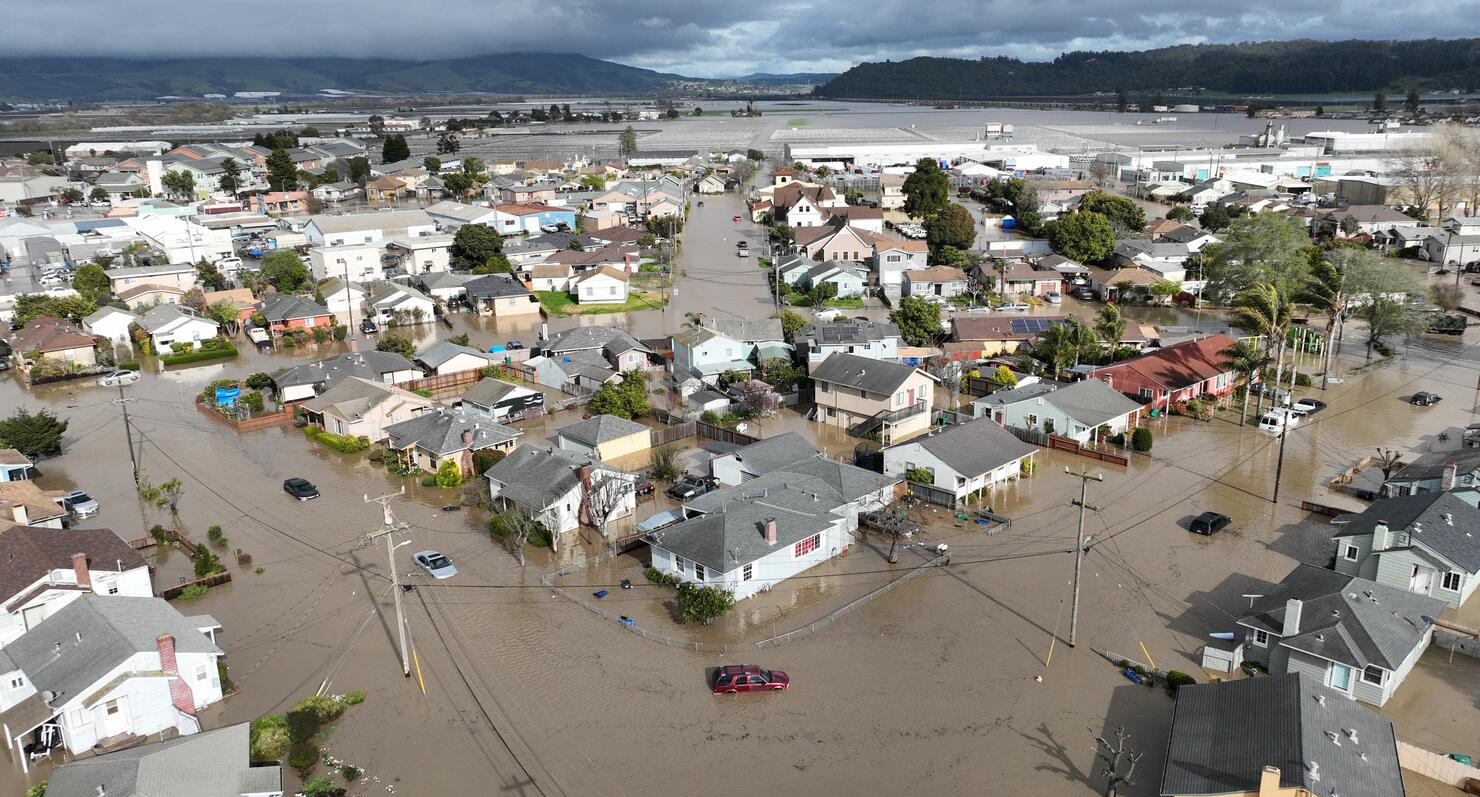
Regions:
[[1435, 124, 1480, 217], [490, 509, 541, 566], [1094, 725, 1143, 797], [583, 470, 635, 552], [1375, 447, 1403, 483], [859, 505, 915, 564], [1387, 147, 1461, 222], [740, 387, 781, 418], [927, 359, 964, 410]]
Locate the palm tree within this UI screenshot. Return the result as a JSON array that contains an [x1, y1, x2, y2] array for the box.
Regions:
[[1298, 254, 1345, 390], [1094, 305, 1126, 350], [1034, 319, 1099, 378], [1228, 282, 1292, 416], [1219, 339, 1269, 426]]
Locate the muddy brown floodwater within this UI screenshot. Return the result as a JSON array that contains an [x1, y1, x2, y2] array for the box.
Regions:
[[3, 207, 1479, 796]]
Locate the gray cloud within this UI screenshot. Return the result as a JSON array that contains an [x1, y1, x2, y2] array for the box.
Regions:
[[7, 0, 1480, 77]]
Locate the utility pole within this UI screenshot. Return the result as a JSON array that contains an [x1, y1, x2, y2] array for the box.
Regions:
[[1067, 467, 1103, 647], [1094, 725, 1144, 797], [364, 489, 412, 677], [1271, 417, 1290, 504], [113, 384, 139, 484]]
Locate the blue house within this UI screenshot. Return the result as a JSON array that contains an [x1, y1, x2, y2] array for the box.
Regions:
[[0, 449, 33, 482], [494, 203, 578, 235]]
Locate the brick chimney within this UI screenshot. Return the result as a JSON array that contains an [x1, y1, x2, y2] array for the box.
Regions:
[[1443, 462, 1458, 491], [349, 337, 360, 354], [462, 428, 475, 446], [71, 552, 91, 591], [1282, 598, 1303, 637], [156, 634, 197, 716], [763, 517, 777, 545]]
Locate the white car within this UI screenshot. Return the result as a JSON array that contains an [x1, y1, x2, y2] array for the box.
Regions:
[[412, 550, 458, 579], [996, 303, 1031, 312], [96, 370, 141, 387], [814, 308, 843, 322], [1043, 291, 1063, 304]]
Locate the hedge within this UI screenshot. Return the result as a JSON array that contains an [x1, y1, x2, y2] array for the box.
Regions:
[[117, 361, 141, 371], [160, 341, 238, 366], [303, 425, 369, 453]]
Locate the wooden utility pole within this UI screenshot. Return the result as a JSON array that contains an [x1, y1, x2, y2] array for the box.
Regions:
[[1095, 725, 1143, 797], [1067, 467, 1103, 647], [113, 384, 139, 484], [364, 489, 412, 677]]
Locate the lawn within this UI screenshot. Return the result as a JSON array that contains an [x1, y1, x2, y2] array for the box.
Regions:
[[822, 297, 865, 308], [537, 290, 668, 316], [786, 118, 810, 127]]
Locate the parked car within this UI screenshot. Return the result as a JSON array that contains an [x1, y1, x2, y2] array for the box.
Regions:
[[96, 369, 140, 387], [1257, 408, 1300, 435], [814, 308, 842, 322], [283, 477, 320, 501], [1251, 383, 1292, 404], [1072, 287, 1096, 301], [666, 474, 719, 501], [736, 248, 750, 258], [634, 479, 656, 497], [1289, 398, 1327, 416], [1411, 391, 1442, 406], [1189, 511, 1232, 536], [996, 303, 1030, 312], [711, 664, 790, 694], [61, 490, 100, 518], [360, 318, 378, 334], [505, 339, 525, 350], [736, 240, 749, 250], [412, 550, 458, 579], [540, 224, 561, 233], [1043, 291, 1063, 304]]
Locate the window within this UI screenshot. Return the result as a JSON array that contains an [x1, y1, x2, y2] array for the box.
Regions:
[[1252, 629, 1269, 647], [106, 583, 119, 595], [693, 563, 705, 581], [1443, 571, 1463, 591], [743, 563, 753, 581], [1138, 387, 1154, 399], [794, 533, 821, 558], [673, 556, 686, 574], [8, 676, 23, 689], [1361, 665, 1385, 686], [818, 382, 831, 394], [1025, 414, 1038, 428], [1343, 545, 1360, 562], [195, 665, 210, 682]]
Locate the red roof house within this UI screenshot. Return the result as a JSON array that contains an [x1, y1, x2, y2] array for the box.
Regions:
[[1083, 334, 1239, 409]]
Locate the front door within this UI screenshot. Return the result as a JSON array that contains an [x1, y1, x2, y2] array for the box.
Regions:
[[1410, 565, 1435, 594], [1327, 663, 1353, 693], [102, 698, 128, 737]]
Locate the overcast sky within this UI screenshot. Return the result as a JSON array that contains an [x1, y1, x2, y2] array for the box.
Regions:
[[12, 0, 1480, 78]]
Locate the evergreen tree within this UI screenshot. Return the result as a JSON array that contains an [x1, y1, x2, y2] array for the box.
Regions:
[[266, 148, 298, 191]]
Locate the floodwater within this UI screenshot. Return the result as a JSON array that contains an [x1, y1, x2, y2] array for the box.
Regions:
[[4, 213, 1480, 796]]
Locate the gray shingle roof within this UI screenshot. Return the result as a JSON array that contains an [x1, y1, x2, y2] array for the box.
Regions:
[[45, 722, 281, 797], [306, 209, 433, 234], [257, 293, 328, 323], [1238, 565, 1445, 670], [651, 494, 840, 572], [418, 272, 474, 291], [542, 325, 651, 357], [2, 596, 220, 708], [894, 418, 1037, 477], [300, 376, 429, 421], [485, 444, 618, 510], [134, 303, 213, 334], [1332, 492, 1480, 572], [271, 350, 418, 391], [460, 378, 534, 408], [724, 432, 821, 473], [384, 406, 520, 456], [971, 380, 1064, 409], [1161, 673, 1403, 797], [1388, 448, 1480, 482], [415, 341, 497, 370], [975, 378, 1142, 428], [556, 414, 649, 447], [465, 273, 533, 300], [810, 352, 922, 396]]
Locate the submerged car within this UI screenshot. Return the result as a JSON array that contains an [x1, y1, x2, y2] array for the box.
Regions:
[[360, 318, 378, 334], [283, 477, 320, 501], [1290, 398, 1327, 416], [412, 550, 458, 579], [712, 664, 790, 694], [1411, 391, 1442, 406], [1189, 511, 1231, 536], [96, 370, 140, 387], [61, 490, 100, 518]]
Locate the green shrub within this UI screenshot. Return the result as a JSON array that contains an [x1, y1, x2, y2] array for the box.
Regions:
[[149, 524, 171, 547], [344, 690, 366, 705], [644, 566, 681, 588], [433, 459, 464, 488], [287, 741, 320, 771], [117, 361, 141, 371], [161, 339, 237, 366], [1166, 671, 1196, 692], [342, 765, 363, 781], [303, 425, 369, 453], [413, 388, 433, 398], [700, 410, 720, 424], [1108, 432, 1125, 446], [249, 714, 290, 762], [678, 584, 736, 625], [311, 327, 330, 343], [245, 371, 274, 390], [193, 547, 224, 578], [1294, 372, 1313, 387], [241, 391, 265, 412], [177, 583, 207, 600], [254, 566, 266, 574], [903, 467, 933, 485], [293, 695, 346, 724], [26, 782, 46, 797], [332, 325, 348, 341], [472, 449, 505, 473], [367, 448, 385, 462], [420, 474, 438, 487], [301, 777, 335, 797], [1131, 427, 1153, 452]]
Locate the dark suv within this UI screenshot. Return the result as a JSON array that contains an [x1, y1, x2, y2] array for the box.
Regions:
[[666, 475, 719, 501], [1189, 511, 1231, 535]]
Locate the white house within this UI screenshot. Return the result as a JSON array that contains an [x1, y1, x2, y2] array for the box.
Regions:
[[385, 235, 453, 275], [133, 304, 220, 354], [0, 524, 153, 649], [308, 244, 385, 283], [303, 210, 436, 247], [671, 319, 788, 384], [882, 418, 1037, 504], [270, 351, 422, 403], [1331, 492, 1480, 611], [459, 378, 544, 421], [123, 216, 233, 264], [970, 378, 1143, 444], [105, 263, 197, 294], [872, 240, 930, 290], [311, 180, 361, 204], [796, 319, 903, 368], [81, 306, 137, 345], [0, 596, 224, 771], [414, 341, 499, 376], [571, 266, 629, 304], [317, 279, 367, 315], [43, 722, 282, 797], [425, 201, 500, 228], [367, 282, 436, 325], [485, 444, 637, 537]]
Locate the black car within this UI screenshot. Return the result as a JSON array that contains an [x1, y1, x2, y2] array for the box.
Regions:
[[666, 475, 719, 501], [1411, 391, 1442, 406], [505, 339, 525, 350], [1189, 511, 1232, 535], [360, 318, 378, 334], [1072, 287, 1095, 301], [283, 478, 320, 501]]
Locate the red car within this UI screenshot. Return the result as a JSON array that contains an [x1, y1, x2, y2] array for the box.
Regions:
[[732, 215, 742, 223], [712, 664, 789, 694]]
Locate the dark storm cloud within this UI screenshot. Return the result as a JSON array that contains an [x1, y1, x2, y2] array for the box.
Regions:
[[8, 0, 1479, 77]]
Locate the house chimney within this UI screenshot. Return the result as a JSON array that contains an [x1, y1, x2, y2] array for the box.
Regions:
[[1258, 766, 1281, 795], [1373, 522, 1389, 550], [157, 633, 179, 673], [578, 464, 592, 488], [349, 338, 360, 354], [1282, 598, 1303, 637], [763, 517, 777, 545], [1443, 462, 1458, 491], [71, 552, 91, 591], [157, 634, 197, 716], [462, 428, 475, 446]]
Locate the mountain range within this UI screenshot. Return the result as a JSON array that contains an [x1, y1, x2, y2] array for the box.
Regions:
[[0, 54, 834, 101], [815, 38, 1480, 99]]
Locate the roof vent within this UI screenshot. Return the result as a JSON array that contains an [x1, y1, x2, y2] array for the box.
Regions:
[[1444, 513, 1454, 525], [1326, 731, 1341, 746], [1345, 728, 1359, 744], [1306, 761, 1320, 782], [1315, 694, 1326, 706]]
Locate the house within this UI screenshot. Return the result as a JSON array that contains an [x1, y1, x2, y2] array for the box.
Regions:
[[0, 596, 224, 768], [872, 239, 930, 289], [316, 278, 367, 316], [365, 175, 405, 202], [255, 293, 333, 333], [0, 482, 69, 528], [43, 721, 282, 797], [270, 350, 421, 402], [133, 305, 219, 354], [541, 325, 655, 374], [530, 263, 573, 292], [299, 376, 433, 442], [104, 263, 196, 294], [882, 418, 1037, 504], [464, 274, 541, 317], [311, 180, 361, 204], [770, 183, 843, 227], [0, 523, 152, 648], [425, 201, 500, 228], [571, 266, 629, 304], [303, 210, 436, 247], [1332, 492, 1480, 610], [1421, 216, 1480, 267], [116, 284, 186, 310], [201, 288, 256, 324], [1237, 565, 1445, 707], [555, 415, 652, 462], [1159, 673, 1404, 797], [878, 173, 906, 209], [0, 451, 33, 483], [418, 272, 475, 304], [948, 315, 1069, 359], [485, 443, 637, 536], [992, 260, 1063, 297], [710, 432, 827, 486], [308, 243, 384, 283], [1155, 224, 1221, 252], [367, 282, 436, 326], [385, 234, 454, 276], [1085, 265, 1169, 301], [800, 260, 868, 298], [671, 319, 788, 383], [797, 319, 902, 368], [246, 191, 309, 215], [525, 351, 622, 391], [383, 406, 521, 476], [1318, 205, 1422, 237], [459, 378, 544, 421], [696, 174, 726, 194], [7, 318, 96, 371], [823, 205, 885, 233], [810, 352, 937, 443], [412, 341, 495, 377], [902, 266, 970, 299], [971, 378, 1143, 443], [793, 223, 878, 263], [1083, 334, 1239, 411], [1382, 448, 1480, 496], [490, 203, 578, 236], [1112, 240, 1194, 285], [81, 306, 136, 344]]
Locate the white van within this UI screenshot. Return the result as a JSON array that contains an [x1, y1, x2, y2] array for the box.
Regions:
[[1257, 408, 1300, 435]]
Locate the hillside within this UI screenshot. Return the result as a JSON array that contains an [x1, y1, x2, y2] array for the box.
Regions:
[[815, 38, 1480, 99], [0, 53, 694, 101]]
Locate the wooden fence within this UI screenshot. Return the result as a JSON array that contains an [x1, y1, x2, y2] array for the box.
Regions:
[[907, 480, 958, 507], [650, 421, 698, 447], [158, 571, 233, 600], [403, 367, 483, 394], [195, 399, 293, 432], [697, 421, 759, 447], [1299, 500, 1350, 518], [1004, 425, 1129, 466]]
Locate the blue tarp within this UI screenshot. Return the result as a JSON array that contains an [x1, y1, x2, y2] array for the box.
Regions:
[[215, 386, 240, 406]]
